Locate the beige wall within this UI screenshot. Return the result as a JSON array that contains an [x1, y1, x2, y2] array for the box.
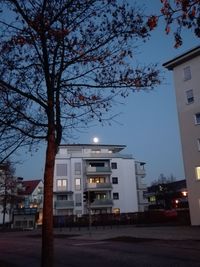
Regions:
[[173, 55, 200, 225]]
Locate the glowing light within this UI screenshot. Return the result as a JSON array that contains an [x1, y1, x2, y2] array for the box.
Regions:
[[93, 137, 99, 143], [182, 191, 187, 197]]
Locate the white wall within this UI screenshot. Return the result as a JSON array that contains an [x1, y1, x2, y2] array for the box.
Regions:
[[111, 158, 138, 213]]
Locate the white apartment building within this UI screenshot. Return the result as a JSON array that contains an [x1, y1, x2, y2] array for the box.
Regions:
[[163, 46, 200, 225], [53, 144, 147, 216]]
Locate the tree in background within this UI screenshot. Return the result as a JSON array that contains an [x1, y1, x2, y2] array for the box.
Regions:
[[151, 173, 177, 185], [0, 1, 160, 266], [0, 161, 19, 226]]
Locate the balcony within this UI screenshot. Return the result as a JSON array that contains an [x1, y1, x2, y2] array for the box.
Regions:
[[54, 200, 74, 209], [86, 182, 112, 190], [86, 166, 111, 174], [90, 199, 113, 208], [135, 167, 146, 177], [136, 180, 147, 190]]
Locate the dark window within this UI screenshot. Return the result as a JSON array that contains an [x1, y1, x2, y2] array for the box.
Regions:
[[57, 195, 68, 200], [75, 162, 81, 175], [111, 162, 117, 169], [56, 164, 67, 176], [195, 113, 200, 124], [90, 162, 104, 167], [112, 177, 118, 184], [183, 66, 191, 81], [186, 89, 194, 104], [113, 192, 119, 200]]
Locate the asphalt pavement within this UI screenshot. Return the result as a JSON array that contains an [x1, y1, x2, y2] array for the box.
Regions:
[[1, 225, 200, 267]]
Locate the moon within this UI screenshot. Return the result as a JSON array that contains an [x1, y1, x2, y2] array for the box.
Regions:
[[93, 137, 99, 143]]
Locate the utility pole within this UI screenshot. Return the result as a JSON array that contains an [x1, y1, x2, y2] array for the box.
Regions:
[[88, 191, 92, 235]]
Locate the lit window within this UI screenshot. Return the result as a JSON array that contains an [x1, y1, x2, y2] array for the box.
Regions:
[[57, 179, 67, 191], [113, 192, 119, 200], [196, 167, 200, 180], [75, 178, 81, 190], [112, 177, 118, 184], [183, 66, 191, 81], [149, 196, 156, 202], [113, 208, 120, 214], [186, 89, 194, 104], [195, 113, 200, 124], [89, 177, 105, 184], [111, 162, 117, 169]]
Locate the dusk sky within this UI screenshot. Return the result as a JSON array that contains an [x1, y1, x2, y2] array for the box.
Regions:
[[13, 1, 200, 185]]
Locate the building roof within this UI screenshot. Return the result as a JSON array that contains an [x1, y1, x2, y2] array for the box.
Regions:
[[20, 179, 41, 195], [163, 46, 200, 70], [147, 179, 187, 193], [59, 144, 126, 153]]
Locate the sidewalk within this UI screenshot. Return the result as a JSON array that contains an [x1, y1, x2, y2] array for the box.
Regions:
[[53, 225, 200, 241]]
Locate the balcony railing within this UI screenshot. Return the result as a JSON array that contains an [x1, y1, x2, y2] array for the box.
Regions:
[[135, 167, 146, 176], [86, 166, 111, 174], [90, 199, 113, 207], [54, 200, 74, 209], [86, 182, 112, 190]]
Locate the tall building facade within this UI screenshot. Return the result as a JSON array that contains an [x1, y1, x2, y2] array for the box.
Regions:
[[163, 46, 200, 225], [53, 144, 147, 216]]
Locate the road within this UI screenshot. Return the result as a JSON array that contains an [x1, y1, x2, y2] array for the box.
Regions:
[[0, 229, 200, 267]]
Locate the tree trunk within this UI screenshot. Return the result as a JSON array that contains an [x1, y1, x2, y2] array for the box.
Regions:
[[41, 131, 56, 267], [2, 190, 7, 226]]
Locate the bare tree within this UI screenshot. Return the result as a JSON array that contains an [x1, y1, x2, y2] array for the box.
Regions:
[[0, 1, 160, 266], [0, 161, 17, 226]]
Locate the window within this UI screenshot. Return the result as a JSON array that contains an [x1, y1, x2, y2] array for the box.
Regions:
[[197, 139, 200, 151], [56, 164, 67, 176], [149, 196, 156, 202], [195, 113, 200, 124], [113, 192, 119, 200], [74, 162, 81, 175], [57, 195, 68, 200], [75, 178, 81, 190], [75, 193, 82, 206], [183, 66, 191, 81], [89, 177, 105, 184], [90, 162, 105, 167], [186, 89, 194, 104], [112, 177, 118, 184], [195, 167, 200, 180], [56, 179, 67, 191], [96, 193, 106, 199], [113, 208, 120, 214], [111, 162, 117, 169]]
